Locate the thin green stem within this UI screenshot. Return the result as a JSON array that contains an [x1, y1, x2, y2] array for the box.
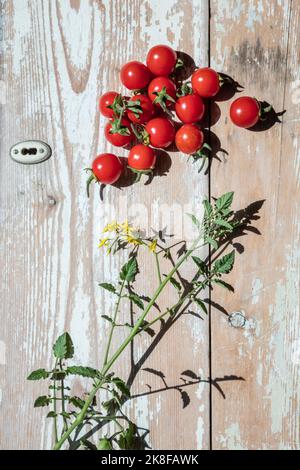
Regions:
[[59, 360, 68, 435], [103, 279, 126, 366], [53, 359, 59, 445], [154, 252, 162, 284]]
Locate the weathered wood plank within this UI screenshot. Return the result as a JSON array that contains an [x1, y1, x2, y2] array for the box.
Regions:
[[0, 0, 210, 450], [210, 0, 300, 450]]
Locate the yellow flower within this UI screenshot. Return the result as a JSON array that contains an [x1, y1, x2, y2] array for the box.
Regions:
[[103, 221, 120, 233], [149, 239, 157, 253], [125, 235, 142, 246], [120, 220, 134, 235], [98, 237, 110, 248]]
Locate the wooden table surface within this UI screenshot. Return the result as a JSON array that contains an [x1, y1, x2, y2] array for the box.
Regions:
[[0, 0, 299, 450]]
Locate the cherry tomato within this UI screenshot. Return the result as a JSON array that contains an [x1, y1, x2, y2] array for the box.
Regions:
[[128, 144, 156, 171], [145, 117, 175, 148], [175, 94, 205, 124], [120, 61, 151, 90], [175, 124, 204, 154], [191, 67, 220, 98], [148, 77, 176, 108], [127, 94, 155, 124], [104, 118, 133, 147], [92, 154, 123, 185], [230, 96, 260, 128], [99, 91, 119, 118], [146, 44, 177, 76]]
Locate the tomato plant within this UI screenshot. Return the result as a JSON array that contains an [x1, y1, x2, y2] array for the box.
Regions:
[[99, 91, 120, 118], [120, 61, 151, 90], [230, 96, 260, 128], [148, 77, 176, 111], [146, 44, 177, 76], [86, 154, 123, 195], [175, 124, 204, 154], [191, 67, 220, 98], [145, 117, 175, 148], [104, 118, 133, 147], [175, 94, 205, 124], [127, 94, 155, 124]]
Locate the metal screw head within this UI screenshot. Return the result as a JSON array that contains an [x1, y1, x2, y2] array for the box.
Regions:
[[39, 148, 45, 153], [228, 311, 246, 328], [13, 149, 19, 154]]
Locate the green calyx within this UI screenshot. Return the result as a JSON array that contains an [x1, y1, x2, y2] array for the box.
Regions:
[[153, 86, 175, 112], [176, 82, 192, 97], [85, 168, 97, 198], [190, 143, 212, 173], [128, 166, 153, 183]]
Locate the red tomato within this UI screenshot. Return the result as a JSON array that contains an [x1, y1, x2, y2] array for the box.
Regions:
[[230, 96, 260, 128], [191, 67, 220, 98], [146, 45, 177, 76], [127, 94, 155, 124], [104, 118, 133, 147], [128, 144, 156, 170], [99, 91, 119, 118], [148, 77, 176, 107], [145, 117, 175, 148], [120, 61, 151, 90], [175, 94, 205, 124], [92, 154, 123, 184], [175, 124, 204, 154]]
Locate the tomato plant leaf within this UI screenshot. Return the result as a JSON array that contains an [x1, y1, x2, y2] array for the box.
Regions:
[[215, 192, 234, 212], [98, 283, 116, 294], [192, 256, 207, 274], [98, 438, 113, 450], [66, 366, 99, 378], [34, 395, 51, 408], [213, 279, 234, 292], [53, 332, 74, 360], [213, 251, 235, 274], [27, 368, 50, 381], [120, 256, 138, 282], [193, 298, 208, 314], [128, 293, 144, 309], [112, 377, 130, 397]]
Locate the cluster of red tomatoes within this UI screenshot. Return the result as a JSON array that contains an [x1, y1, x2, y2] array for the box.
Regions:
[[87, 45, 264, 194]]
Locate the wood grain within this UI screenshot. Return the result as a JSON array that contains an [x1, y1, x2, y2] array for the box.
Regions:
[[0, 0, 210, 450], [210, 0, 300, 450]]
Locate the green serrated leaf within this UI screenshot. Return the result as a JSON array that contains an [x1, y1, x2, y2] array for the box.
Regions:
[[99, 283, 116, 294], [193, 298, 208, 314], [203, 199, 213, 216], [192, 256, 207, 274], [212, 279, 234, 292], [34, 395, 51, 408], [27, 368, 50, 381], [214, 251, 235, 274], [112, 377, 130, 397], [169, 276, 182, 291], [215, 219, 233, 229], [187, 213, 201, 230], [120, 256, 138, 282], [53, 332, 74, 360], [46, 411, 57, 418], [206, 236, 218, 250], [101, 314, 114, 324], [98, 438, 113, 450], [69, 396, 85, 409], [66, 366, 99, 378], [215, 192, 234, 212], [128, 293, 144, 309]]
